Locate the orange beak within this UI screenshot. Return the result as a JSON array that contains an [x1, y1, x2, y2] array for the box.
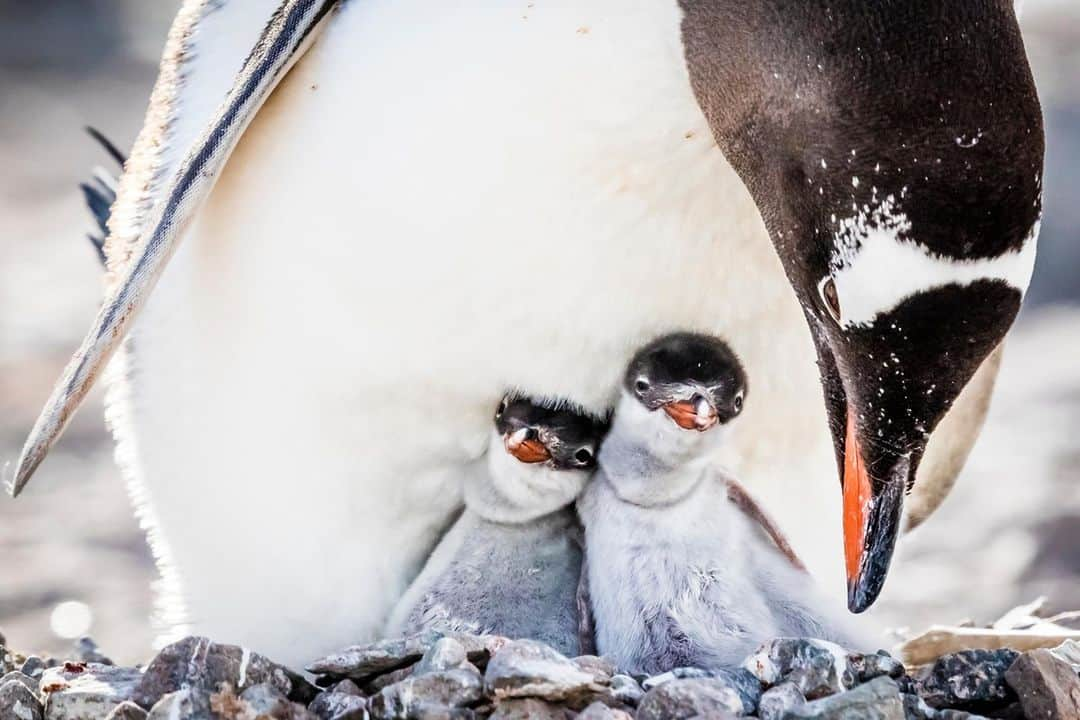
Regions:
[[663, 398, 718, 431], [843, 411, 871, 585], [504, 429, 551, 464], [842, 407, 907, 612]]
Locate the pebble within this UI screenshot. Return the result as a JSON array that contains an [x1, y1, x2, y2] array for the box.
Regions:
[[145, 688, 207, 720], [576, 701, 634, 720], [330, 679, 364, 697], [743, 638, 855, 699], [309, 690, 368, 720], [132, 636, 306, 709], [1048, 639, 1080, 671], [758, 681, 806, 720], [0, 678, 43, 720], [103, 702, 147, 720], [484, 640, 606, 703], [782, 675, 904, 719], [238, 682, 318, 719], [363, 664, 414, 694], [636, 677, 752, 720], [850, 651, 906, 684], [2, 671, 39, 694], [39, 663, 142, 720], [1004, 648, 1080, 720], [369, 667, 484, 719], [414, 638, 469, 675], [311, 632, 506, 681], [488, 698, 573, 719], [573, 656, 617, 683], [641, 667, 713, 691], [915, 649, 1018, 711], [609, 675, 644, 707], [21, 657, 47, 679]]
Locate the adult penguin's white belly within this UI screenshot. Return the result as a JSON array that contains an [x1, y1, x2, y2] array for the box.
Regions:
[[113, 1, 835, 665]]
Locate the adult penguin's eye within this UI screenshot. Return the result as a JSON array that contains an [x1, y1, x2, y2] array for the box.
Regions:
[[495, 398, 508, 417], [733, 391, 744, 413], [574, 448, 594, 465], [819, 277, 842, 324], [634, 378, 650, 395]]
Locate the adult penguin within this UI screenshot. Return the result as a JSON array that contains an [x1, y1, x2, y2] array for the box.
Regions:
[[12, 0, 1042, 665]]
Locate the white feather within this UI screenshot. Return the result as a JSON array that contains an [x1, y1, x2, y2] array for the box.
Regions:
[[826, 193, 1040, 328]]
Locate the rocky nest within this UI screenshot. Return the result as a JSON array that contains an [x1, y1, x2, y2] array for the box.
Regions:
[[2, 625, 1080, 720]]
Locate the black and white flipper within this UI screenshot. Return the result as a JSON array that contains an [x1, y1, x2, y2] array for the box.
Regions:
[[11, 0, 341, 496], [80, 127, 126, 264]]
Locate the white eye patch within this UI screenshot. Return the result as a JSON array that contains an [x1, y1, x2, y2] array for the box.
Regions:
[[824, 193, 1040, 329]]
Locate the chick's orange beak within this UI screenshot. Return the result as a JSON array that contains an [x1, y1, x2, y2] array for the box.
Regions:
[[663, 397, 718, 431], [504, 429, 551, 463]]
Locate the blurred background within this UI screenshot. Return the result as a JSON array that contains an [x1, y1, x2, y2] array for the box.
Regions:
[[0, 2, 1077, 665]]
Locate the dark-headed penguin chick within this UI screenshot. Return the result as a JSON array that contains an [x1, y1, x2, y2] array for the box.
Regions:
[[577, 332, 865, 675], [387, 394, 608, 656]]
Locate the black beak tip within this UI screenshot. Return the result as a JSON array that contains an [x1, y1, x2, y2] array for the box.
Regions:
[[847, 572, 885, 614]]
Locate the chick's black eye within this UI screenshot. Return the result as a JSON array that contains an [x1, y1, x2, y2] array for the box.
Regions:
[[634, 379, 650, 394], [574, 448, 593, 464], [495, 399, 508, 417]]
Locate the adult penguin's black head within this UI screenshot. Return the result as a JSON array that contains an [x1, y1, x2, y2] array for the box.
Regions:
[[679, 0, 1043, 611]]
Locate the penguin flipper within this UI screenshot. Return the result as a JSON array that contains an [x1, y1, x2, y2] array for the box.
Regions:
[[11, 0, 341, 497], [80, 127, 126, 265], [576, 551, 597, 656]]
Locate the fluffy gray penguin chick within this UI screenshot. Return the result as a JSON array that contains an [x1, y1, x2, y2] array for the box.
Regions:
[[578, 332, 865, 675], [387, 394, 608, 655]]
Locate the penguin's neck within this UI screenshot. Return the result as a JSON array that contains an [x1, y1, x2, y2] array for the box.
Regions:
[[464, 431, 589, 524], [598, 393, 722, 507]]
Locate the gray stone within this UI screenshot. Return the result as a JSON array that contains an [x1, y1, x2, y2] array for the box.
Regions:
[[1004, 648, 1080, 720], [239, 682, 319, 719], [483, 640, 606, 703], [75, 639, 114, 667], [132, 636, 300, 709], [759, 681, 807, 720], [414, 638, 469, 676], [1048, 640, 1080, 671], [901, 692, 936, 719], [781, 676, 904, 719], [369, 667, 483, 720], [310, 633, 507, 681], [575, 701, 633, 720], [21, 657, 46, 679], [572, 657, 617, 683], [744, 639, 855, 699], [915, 649, 1018, 711], [394, 708, 475, 720], [104, 701, 148, 720], [330, 679, 364, 697], [609, 675, 644, 707], [0, 679, 43, 720], [850, 651, 906, 684], [642, 667, 713, 691], [488, 698, 572, 720], [309, 690, 368, 720], [364, 665, 415, 694], [145, 689, 211, 720], [636, 677, 749, 720], [2, 671, 39, 694], [39, 663, 142, 720]]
